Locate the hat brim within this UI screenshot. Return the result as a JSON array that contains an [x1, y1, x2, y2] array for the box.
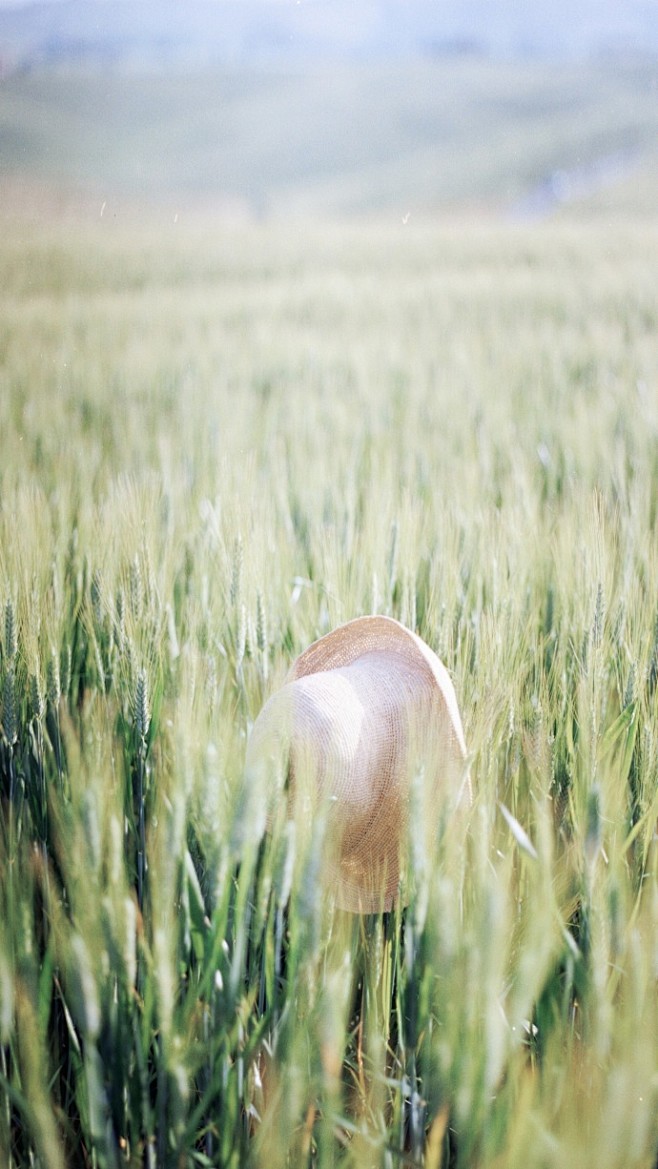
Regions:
[[249, 616, 470, 914]]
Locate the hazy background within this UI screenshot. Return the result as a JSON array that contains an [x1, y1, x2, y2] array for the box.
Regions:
[[1, 0, 657, 219]]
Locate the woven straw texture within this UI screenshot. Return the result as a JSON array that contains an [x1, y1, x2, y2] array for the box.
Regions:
[[246, 616, 470, 913]]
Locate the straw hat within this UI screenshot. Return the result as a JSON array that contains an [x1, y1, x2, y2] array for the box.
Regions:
[[245, 615, 470, 913]]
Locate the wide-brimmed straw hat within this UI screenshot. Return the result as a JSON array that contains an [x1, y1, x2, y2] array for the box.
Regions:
[[245, 615, 470, 913]]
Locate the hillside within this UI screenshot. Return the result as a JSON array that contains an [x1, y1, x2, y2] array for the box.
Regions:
[[1, 54, 658, 219]]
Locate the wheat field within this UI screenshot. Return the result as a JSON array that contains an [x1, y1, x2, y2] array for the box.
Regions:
[[0, 209, 657, 1168]]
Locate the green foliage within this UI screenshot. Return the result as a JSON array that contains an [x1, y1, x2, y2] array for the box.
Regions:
[[0, 215, 657, 1167]]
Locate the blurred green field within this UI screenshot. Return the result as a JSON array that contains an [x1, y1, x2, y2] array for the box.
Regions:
[[1, 210, 658, 1168], [2, 55, 658, 215]]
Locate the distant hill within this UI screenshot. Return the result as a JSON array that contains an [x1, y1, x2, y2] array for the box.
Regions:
[[1, 0, 658, 72], [2, 53, 658, 219], [2, 1, 658, 220]]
